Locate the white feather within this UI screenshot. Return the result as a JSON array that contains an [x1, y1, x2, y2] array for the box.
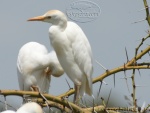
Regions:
[[17, 42, 64, 93], [48, 10, 93, 96], [1, 110, 16, 113], [16, 102, 43, 113]]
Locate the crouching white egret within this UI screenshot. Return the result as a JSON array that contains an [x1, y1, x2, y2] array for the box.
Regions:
[[16, 102, 43, 113], [1, 102, 42, 113], [17, 42, 64, 93], [28, 10, 93, 103]]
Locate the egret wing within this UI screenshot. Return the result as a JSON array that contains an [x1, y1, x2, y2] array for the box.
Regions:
[[17, 55, 24, 90], [66, 22, 93, 95]]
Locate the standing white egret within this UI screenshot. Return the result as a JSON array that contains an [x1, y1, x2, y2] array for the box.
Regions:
[[28, 10, 93, 103], [16, 102, 43, 113], [17, 42, 64, 93]]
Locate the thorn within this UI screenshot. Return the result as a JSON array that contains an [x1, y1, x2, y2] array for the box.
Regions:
[[97, 80, 108, 100], [138, 6, 150, 12], [124, 95, 132, 106], [124, 95, 130, 101], [125, 47, 129, 62], [106, 88, 112, 108], [97, 81, 102, 98], [145, 29, 150, 34], [123, 63, 126, 71], [95, 60, 108, 71], [102, 81, 108, 85], [65, 78, 72, 90], [135, 38, 143, 42], [113, 74, 115, 88], [148, 51, 150, 56], [131, 19, 146, 24], [137, 69, 141, 77], [135, 85, 148, 87], [123, 64, 130, 93], [120, 76, 132, 79]]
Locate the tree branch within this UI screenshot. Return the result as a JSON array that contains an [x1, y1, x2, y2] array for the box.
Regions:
[[143, 0, 150, 26]]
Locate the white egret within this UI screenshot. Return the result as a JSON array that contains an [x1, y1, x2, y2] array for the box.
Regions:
[[17, 42, 64, 93], [1, 110, 16, 113], [28, 10, 93, 103], [1, 102, 42, 113], [16, 102, 43, 113]]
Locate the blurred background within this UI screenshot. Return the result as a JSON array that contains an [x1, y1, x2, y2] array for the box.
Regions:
[[0, 0, 150, 112]]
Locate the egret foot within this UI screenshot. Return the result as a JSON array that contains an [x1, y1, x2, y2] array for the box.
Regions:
[[30, 85, 40, 92]]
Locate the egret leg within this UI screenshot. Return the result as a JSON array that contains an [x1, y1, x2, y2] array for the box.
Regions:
[[39, 92, 53, 112], [73, 84, 80, 104], [28, 86, 40, 102]]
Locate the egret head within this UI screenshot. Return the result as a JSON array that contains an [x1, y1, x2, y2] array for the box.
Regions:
[[28, 10, 67, 26], [48, 51, 64, 77]]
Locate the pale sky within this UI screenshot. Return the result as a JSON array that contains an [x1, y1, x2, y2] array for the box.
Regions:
[[0, 0, 150, 111]]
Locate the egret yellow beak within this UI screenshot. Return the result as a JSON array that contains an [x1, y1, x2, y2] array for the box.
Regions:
[[27, 16, 45, 21]]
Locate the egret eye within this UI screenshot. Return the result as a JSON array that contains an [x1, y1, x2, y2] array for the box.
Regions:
[[47, 16, 51, 19]]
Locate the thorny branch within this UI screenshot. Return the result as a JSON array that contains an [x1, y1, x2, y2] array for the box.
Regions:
[[58, 46, 150, 99], [0, 90, 119, 113], [130, 0, 150, 110], [1, 46, 150, 113]]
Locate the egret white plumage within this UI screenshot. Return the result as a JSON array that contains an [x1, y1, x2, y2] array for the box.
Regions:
[[17, 42, 64, 93], [1, 102, 43, 113], [16, 102, 43, 113], [28, 10, 93, 103], [1, 110, 16, 113]]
